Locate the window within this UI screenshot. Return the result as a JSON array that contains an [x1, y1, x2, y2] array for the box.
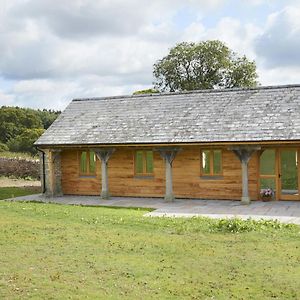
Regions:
[[259, 149, 276, 191], [79, 150, 96, 176], [135, 150, 154, 176], [201, 149, 222, 176]]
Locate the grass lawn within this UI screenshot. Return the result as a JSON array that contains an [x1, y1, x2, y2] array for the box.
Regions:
[[0, 201, 299, 299], [0, 186, 40, 200]]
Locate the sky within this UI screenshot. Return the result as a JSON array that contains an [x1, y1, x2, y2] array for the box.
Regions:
[[1, 0, 300, 110]]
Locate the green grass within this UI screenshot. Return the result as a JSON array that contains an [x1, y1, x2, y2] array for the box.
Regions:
[[0, 201, 299, 299], [0, 187, 40, 200]]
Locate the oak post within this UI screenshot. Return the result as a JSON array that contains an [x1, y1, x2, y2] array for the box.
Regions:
[[94, 148, 115, 199], [156, 148, 181, 202], [230, 146, 260, 204]]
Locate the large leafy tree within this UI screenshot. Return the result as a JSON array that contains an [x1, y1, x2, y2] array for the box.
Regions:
[[153, 40, 258, 92], [7, 128, 45, 155], [0, 106, 60, 154]]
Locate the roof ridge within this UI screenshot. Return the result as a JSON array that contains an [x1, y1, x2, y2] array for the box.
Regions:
[[72, 83, 300, 102]]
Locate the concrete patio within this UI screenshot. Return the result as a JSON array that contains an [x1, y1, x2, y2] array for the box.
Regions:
[[6, 194, 300, 225]]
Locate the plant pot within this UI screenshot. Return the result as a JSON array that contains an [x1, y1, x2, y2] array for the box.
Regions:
[[261, 196, 272, 202]]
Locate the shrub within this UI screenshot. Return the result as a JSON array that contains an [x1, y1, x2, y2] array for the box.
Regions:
[[0, 142, 9, 152], [0, 157, 40, 179]]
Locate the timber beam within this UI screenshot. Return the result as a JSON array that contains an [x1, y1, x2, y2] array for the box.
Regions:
[[229, 146, 261, 204], [155, 147, 181, 202], [93, 148, 115, 200]]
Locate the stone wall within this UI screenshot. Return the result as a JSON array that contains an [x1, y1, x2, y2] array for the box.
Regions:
[[43, 150, 62, 197]]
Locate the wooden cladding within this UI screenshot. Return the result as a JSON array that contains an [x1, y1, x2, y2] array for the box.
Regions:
[[61, 150, 100, 195], [60, 146, 259, 200]]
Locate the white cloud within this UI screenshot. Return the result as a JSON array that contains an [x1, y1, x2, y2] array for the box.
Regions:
[[8, 76, 155, 110], [0, 0, 300, 109], [183, 17, 261, 59], [258, 66, 300, 86], [206, 18, 261, 59], [183, 12, 300, 86], [0, 89, 14, 106], [0, 0, 185, 82], [254, 5, 300, 68], [11, 79, 78, 109], [182, 22, 206, 42]]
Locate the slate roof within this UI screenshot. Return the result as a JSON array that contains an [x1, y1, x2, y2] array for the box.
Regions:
[[35, 84, 300, 146]]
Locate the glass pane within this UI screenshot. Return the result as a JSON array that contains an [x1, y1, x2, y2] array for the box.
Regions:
[[89, 151, 96, 173], [202, 150, 210, 174], [135, 151, 144, 174], [260, 150, 275, 175], [80, 151, 87, 173], [213, 150, 222, 175], [145, 151, 153, 173], [260, 178, 276, 191], [281, 150, 298, 195]]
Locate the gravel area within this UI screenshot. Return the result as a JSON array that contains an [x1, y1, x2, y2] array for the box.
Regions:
[[0, 177, 41, 188]]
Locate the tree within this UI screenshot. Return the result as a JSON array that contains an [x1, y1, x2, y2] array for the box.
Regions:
[[153, 40, 258, 92], [36, 109, 61, 129], [0, 106, 60, 154], [7, 128, 45, 155], [133, 89, 159, 95]]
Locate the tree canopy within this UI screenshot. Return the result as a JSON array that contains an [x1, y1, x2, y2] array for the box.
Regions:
[[153, 40, 259, 92], [133, 89, 159, 95], [0, 106, 60, 154]]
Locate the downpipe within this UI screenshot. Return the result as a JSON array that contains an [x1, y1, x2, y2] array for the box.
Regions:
[[36, 147, 46, 193]]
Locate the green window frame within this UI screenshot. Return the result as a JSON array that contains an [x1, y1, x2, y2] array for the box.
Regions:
[[135, 150, 154, 176], [79, 150, 96, 176], [201, 149, 222, 176]]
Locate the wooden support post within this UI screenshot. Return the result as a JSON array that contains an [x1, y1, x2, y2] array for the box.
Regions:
[[230, 146, 260, 204], [94, 148, 115, 199], [156, 148, 181, 202]]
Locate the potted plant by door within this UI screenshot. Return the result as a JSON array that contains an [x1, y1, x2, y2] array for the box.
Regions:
[[260, 188, 274, 202]]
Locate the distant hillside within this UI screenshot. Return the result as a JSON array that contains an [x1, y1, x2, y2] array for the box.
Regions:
[[0, 106, 60, 155]]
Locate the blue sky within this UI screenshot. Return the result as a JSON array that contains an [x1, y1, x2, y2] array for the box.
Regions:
[[0, 0, 300, 109]]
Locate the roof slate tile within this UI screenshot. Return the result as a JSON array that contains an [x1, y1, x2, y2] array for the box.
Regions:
[[35, 85, 300, 146]]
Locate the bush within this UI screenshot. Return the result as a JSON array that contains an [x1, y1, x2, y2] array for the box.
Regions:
[[0, 142, 9, 152], [0, 157, 40, 179]]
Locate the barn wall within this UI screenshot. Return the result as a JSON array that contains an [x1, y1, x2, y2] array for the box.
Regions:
[[61, 150, 101, 195], [60, 146, 259, 200], [172, 147, 258, 200]]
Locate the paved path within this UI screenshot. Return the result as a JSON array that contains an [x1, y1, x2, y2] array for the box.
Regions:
[[6, 194, 300, 225]]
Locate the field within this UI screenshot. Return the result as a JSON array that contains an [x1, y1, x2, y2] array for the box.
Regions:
[[0, 176, 40, 200], [0, 196, 299, 299], [0, 151, 38, 160], [0, 186, 40, 200]]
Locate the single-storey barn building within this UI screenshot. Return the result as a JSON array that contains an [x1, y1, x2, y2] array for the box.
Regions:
[[35, 84, 300, 204]]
